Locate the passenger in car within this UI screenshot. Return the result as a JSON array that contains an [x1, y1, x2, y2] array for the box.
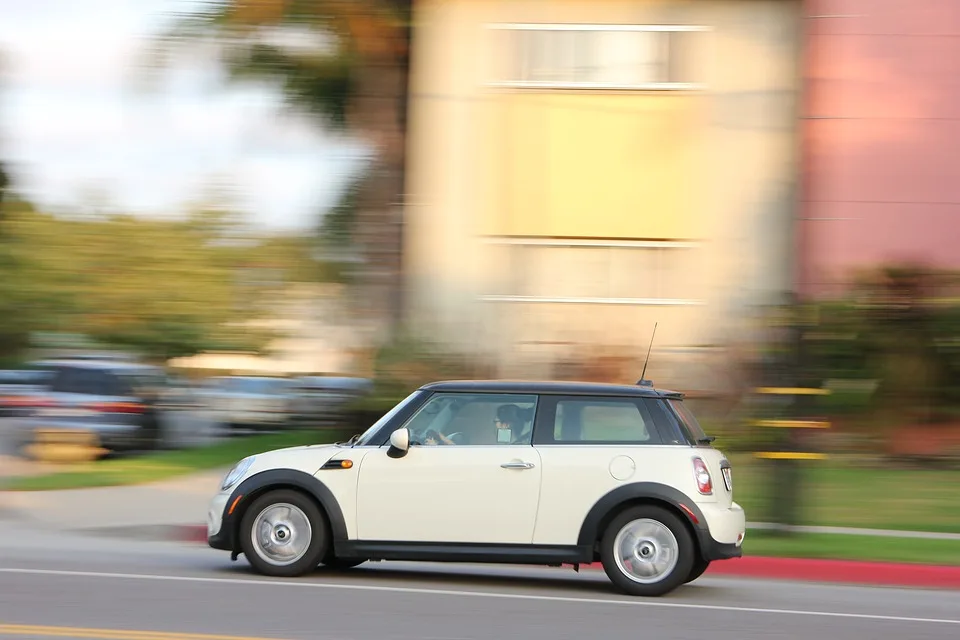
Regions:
[[496, 404, 530, 444]]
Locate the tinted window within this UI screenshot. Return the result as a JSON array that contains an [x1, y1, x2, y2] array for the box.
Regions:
[[543, 397, 660, 444], [224, 377, 285, 394], [643, 398, 689, 445], [668, 399, 709, 442], [403, 392, 538, 446], [48, 367, 122, 396]]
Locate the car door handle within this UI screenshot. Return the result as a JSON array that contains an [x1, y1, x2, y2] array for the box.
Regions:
[[501, 461, 535, 470]]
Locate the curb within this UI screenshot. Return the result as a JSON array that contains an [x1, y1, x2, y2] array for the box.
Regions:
[[168, 525, 960, 589]]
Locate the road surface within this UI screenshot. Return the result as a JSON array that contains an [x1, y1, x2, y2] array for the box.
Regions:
[[0, 523, 957, 640]]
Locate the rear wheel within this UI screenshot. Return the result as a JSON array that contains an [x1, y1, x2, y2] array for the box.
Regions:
[[600, 505, 694, 597], [322, 557, 367, 571], [685, 556, 711, 583], [240, 489, 328, 577]]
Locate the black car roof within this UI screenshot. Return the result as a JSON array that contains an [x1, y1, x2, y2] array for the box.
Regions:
[[418, 380, 684, 399]]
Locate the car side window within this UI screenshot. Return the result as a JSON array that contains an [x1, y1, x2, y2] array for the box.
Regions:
[[534, 396, 662, 445], [401, 392, 538, 446]]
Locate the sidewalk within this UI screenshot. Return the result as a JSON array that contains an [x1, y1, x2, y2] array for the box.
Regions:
[[0, 468, 227, 534], [1, 468, 959, 589]]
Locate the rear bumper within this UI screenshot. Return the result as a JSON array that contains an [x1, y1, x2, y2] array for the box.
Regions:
[[699, 535, 744, 561], [696, 501, 746, 561]]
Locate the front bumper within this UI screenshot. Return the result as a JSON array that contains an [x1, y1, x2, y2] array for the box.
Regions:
[[207, 492, 232, 550]]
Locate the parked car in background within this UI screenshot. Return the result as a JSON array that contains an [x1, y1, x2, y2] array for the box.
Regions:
[[209, 376, 294, 432], [8, 357, 175, 454], [0, 369, 54, 418], [289, 376, 373, 424]]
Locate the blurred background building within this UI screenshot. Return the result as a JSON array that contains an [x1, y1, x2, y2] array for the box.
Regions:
[[403, 0, 804, 382], [798, 0, 960, 297]]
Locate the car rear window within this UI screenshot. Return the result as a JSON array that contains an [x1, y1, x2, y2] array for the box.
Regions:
[[668, 399, 710, 443]]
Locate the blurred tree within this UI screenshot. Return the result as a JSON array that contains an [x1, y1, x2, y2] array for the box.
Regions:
[[0, 160, 8, 208], [157, 0, 414, 339], [0, 206, 288, 362]]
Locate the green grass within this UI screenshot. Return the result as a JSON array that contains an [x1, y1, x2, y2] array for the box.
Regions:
[[1, 430, 350, 492], [729, 454, 960, 534], [745, 531, 960, 565]]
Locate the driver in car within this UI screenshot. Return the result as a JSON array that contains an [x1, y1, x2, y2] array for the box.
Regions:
[[423, 403, 531, 445]]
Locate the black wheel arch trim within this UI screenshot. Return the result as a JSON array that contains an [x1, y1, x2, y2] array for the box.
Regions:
[[213, 468, 347, 552], [577, 482, 709, 548]]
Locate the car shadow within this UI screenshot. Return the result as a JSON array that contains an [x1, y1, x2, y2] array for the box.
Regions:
[[211, 561, 713, 599]]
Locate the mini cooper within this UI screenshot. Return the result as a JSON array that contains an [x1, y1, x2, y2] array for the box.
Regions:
[[207, 380, 745, 597]]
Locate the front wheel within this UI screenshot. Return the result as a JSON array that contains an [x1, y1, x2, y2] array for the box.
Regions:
[[600, 506, 695, 597], [240, 489, 328, 577]]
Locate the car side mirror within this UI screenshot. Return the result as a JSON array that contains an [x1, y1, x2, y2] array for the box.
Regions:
[[387, 427, 410, 458]]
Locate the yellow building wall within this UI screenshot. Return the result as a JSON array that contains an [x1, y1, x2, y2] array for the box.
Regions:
[[403, 0, 804, 376], [480, 93, 705, 239]]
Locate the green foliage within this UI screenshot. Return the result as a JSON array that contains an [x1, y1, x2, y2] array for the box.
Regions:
[[803, 265, 960, 422], [347, 334, 495, 414], [0, 201, 323, 362], [156, 0, 413, 320]]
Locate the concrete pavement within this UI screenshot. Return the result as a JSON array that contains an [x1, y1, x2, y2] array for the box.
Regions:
[[0, 468, 227, 532]]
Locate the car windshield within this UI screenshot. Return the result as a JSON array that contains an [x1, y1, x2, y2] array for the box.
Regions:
[[668, 399, 710, 442], [353, 390, 424, 446]]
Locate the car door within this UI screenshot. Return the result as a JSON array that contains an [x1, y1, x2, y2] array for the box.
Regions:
[[530, 394, 670, 546], [355, 392, 543, 544]]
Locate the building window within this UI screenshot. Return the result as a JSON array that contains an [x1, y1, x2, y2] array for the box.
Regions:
[[479, 238, 703, 306], [486, 24, 708, 91]]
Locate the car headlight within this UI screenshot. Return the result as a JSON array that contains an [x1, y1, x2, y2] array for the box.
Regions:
[[220, 456, 255, 492]]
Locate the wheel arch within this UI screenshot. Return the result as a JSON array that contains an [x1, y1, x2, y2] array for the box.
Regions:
[[577, 483, 707, 562], [225, 469, 348, 552]]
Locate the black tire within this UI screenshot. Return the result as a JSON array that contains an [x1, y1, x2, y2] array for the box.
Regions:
[[685, 556, 710, 584], [599, 505, 695, 597], [322, 557, 367, 571], [240, 489, 329, 577]]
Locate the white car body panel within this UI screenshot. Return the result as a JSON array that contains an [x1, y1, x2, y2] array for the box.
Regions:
[[356, 445, 543, 543], [532, 445, 710, 545]]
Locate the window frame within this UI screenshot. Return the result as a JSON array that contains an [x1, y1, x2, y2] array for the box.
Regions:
[[484, 23, 710, 92], [531, 394, 668, 446]]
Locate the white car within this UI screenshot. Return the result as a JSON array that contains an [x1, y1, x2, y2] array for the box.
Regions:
[[207, 380, 745, 597]]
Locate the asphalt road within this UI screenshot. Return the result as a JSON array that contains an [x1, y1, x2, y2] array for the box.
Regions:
[[0, 524, 958, 640]]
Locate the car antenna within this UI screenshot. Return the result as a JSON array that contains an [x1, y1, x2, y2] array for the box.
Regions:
[[637, 322, 657, 387]]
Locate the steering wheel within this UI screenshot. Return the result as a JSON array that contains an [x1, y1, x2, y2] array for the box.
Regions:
[[423, 429, 465, 445]]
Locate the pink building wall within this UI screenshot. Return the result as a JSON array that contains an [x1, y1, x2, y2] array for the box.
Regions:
[[798, 0, 960, 297]]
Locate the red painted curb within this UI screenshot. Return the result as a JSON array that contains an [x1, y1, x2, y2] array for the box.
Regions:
[[578, 557, 960, 589], [173, 525, 960, 589], [703, 556, 960, 589], [175, 525, 208, 543]]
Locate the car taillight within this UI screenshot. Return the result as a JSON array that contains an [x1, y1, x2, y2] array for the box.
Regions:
[[88, 402, 143, 414], [692, 457, 713, 495]]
